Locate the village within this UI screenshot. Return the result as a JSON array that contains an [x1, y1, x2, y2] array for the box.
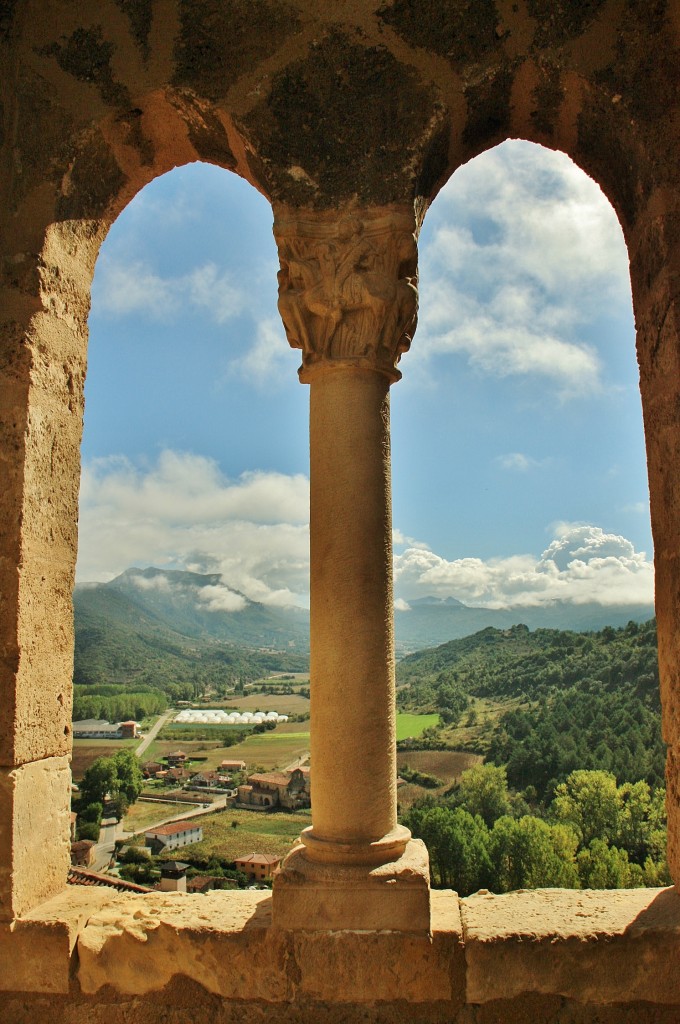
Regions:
[[69, 707, 313, 894]]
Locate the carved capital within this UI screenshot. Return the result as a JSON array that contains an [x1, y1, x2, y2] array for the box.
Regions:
[[273, 206, 418, 383]]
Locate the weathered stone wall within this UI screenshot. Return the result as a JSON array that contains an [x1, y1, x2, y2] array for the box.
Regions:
[[1, 0, 680, 1014], [1, 887, 680, 1023]]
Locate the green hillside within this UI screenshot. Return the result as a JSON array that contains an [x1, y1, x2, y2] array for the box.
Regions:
[[73, 572, 309, 713], [397, 619, 664, 800]]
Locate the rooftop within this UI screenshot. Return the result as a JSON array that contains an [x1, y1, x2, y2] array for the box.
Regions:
[[67, 867, 151, 893], [235, 853, 282, 866], [145, 821, 202, 838], [249, 772, 291, 787]]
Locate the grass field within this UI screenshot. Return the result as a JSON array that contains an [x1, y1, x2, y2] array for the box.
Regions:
[[123, 800, 194, 833], [217, 730, 310, 769], [134, 807, 311, 863], [395, 712, 440, 741]]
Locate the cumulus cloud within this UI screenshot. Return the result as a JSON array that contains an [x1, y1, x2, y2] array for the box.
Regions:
[[394, 523, 653, 609], [77, 452, 652, 613], [93, 257, 245, 324], [417, 141, 630, 395], [77, 451, 310, 607]]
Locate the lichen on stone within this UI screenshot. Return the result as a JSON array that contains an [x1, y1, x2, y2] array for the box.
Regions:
[[379, 0, 499, 71], [38, 26, 129, 108], [172, 0, 299, 101], [240, 29, 447, 207]]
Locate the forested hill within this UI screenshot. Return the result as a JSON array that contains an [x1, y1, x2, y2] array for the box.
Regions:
[[397, 619, 664, 799], [397, 619, 659, 703]]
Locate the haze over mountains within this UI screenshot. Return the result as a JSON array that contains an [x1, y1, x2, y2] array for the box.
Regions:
[[74, 567, 655, 661]]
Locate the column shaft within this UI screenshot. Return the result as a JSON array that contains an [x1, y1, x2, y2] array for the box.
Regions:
[[307, 369, 397, 849]]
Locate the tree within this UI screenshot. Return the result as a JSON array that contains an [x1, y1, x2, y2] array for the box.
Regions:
[[489, 816, 579, 892], [77, 821, 101, 842], [110, 793, 129, 822], [79, 801, 104, 825], [112, 749, 144, 803], [404, 804, 491, 894], [551, 770, 621, 847], [456, 763, 511, 827], [79, 750, 144, 808], [577, 839, 634, 889], [79, 757, 119, 807]]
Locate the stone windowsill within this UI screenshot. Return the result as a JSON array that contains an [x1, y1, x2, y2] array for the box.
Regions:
[[0, 886, 678, 1007]]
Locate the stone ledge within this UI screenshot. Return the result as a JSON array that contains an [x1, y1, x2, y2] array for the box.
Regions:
[[2, 885, 680, 1008], [0, 887, 118, 993], [461, 886, 680, 1005]]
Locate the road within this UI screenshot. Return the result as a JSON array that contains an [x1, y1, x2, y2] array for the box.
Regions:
[[135, 708, 175, 759]]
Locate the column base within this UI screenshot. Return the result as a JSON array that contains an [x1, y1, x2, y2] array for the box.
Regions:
[[272, 838, 431, 934]]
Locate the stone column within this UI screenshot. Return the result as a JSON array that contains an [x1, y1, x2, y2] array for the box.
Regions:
[[271, 207, 431, 932]]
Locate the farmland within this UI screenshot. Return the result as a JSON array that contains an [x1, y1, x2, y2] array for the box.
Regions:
[[142, 729, 310, 772], [396, 749, 483, 811], [132, 807, 311, 863], [71, 738, 138, 780], [123, 800, 196, 833]]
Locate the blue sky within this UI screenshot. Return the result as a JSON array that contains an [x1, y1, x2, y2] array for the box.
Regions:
[[79, 140, 654, 611]]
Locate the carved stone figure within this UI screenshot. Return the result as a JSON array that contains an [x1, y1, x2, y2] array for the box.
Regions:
[[274, 208, 419, 382]]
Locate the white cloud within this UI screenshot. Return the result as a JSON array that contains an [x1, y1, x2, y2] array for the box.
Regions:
[[394, 523, 653, 609], [77, 451, 310, 607], [78, 453, 652, 614], [394, 597, 411, 612], [195, 584, 247, 613], [129, 573, 172, 592], [417, 140, 630, 395], [93, 257, 245, 325], [497, 452, 548, 472], [233, 317, 293, 386]]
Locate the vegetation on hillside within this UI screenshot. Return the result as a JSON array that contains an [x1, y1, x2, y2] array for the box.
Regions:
[[403, 764, 669, 895], [73, 580, 309, 723], [397, 619, 663, 800]]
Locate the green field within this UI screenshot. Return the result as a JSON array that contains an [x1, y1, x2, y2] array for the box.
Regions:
[[123, 801, 194, 833], [133, 807, 310, 862], [395, 712, 440, 741]]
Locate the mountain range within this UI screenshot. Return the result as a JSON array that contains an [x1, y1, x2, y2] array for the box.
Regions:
[[74, 566, 655, 664]]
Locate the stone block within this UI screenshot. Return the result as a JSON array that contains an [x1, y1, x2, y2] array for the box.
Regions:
[[461, 887, 680, 1006], [272, 838, 431, 933], [0, 887, 114, 993], [293, 889, 463, 1004], [0, 757, 71, 921], [666, 744, 680, 887], [0, 565, 74, 766], [77, 890, 292, 999]]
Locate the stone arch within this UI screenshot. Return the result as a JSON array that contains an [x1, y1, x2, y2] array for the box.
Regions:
[[414, 60, 680, 882], [0, 85, 273, 918]]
